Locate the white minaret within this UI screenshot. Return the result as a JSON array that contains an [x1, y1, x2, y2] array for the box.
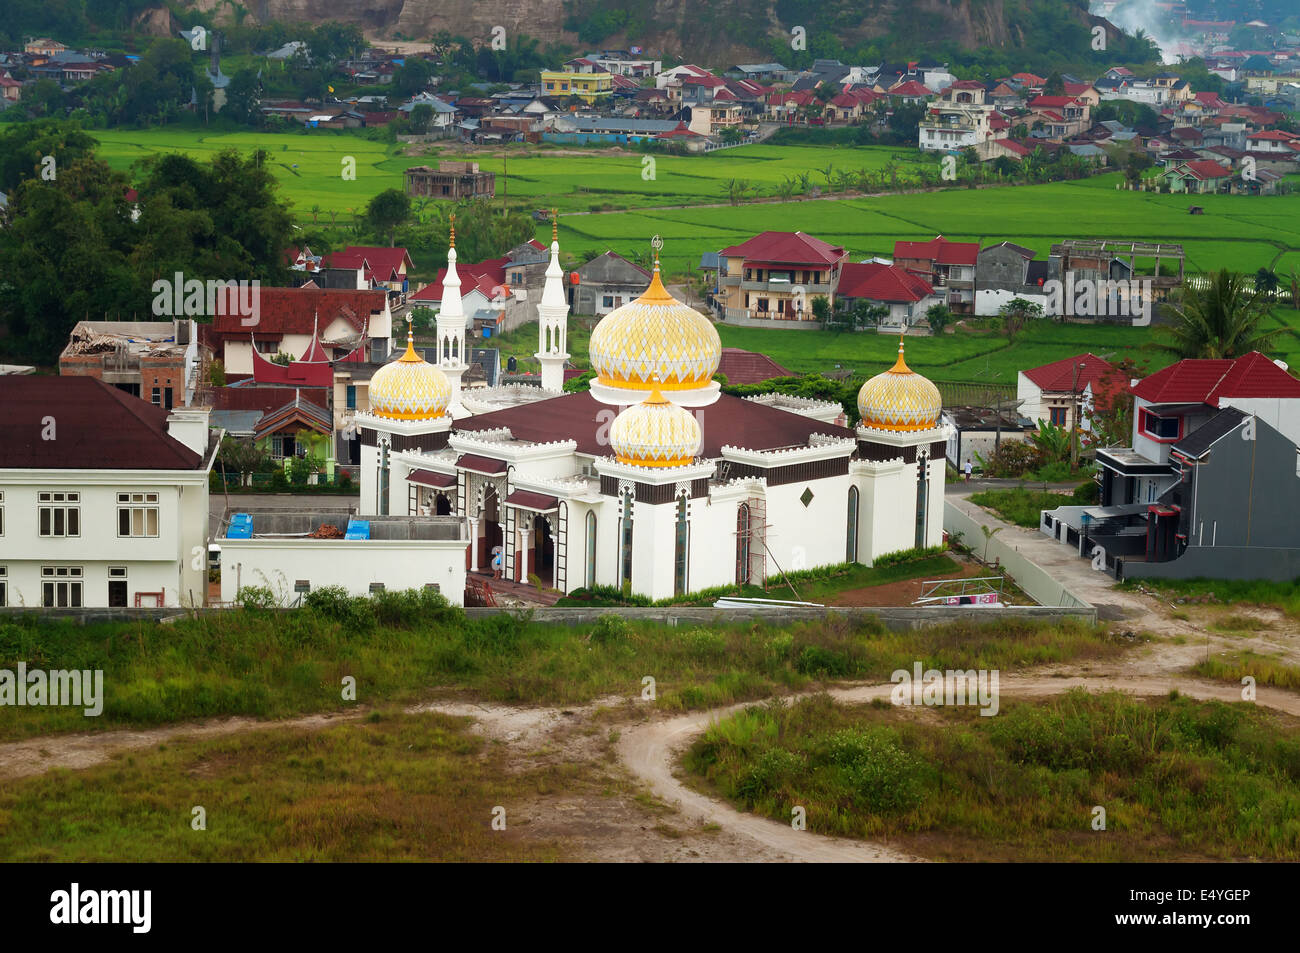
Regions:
[[436, 214, 468, 416], [535, 211, 569, 393]]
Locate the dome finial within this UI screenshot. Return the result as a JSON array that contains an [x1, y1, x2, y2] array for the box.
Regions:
[[448, 212, 455, 249], [552, 208, 558, 243], [889, 332, 910, 374], [401, 312, 419, 361]]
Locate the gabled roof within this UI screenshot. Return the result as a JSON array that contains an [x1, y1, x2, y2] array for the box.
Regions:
[[1174, 159, 1233, 180], [716, 348, 794, 385], [333, 246, 413, 279], [893, 235, 979, 266], [719, 231, 845, 266], [888, 80, 932, 97], [1132, 351, 1300, 406], [1022, 353, 1125, 408], [837, 262, 933, 303], [0, 377, 204, 470], [210, 288, 386, 338], [413, 254, 510, 304], [1171, 407, 1249, 459], [1029, 95, 1083, 108]]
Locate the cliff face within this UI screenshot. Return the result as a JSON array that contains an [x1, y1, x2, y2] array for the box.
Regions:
[[224, 0, 1083, 62]]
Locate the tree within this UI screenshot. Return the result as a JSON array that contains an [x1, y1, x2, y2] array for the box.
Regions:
[[1150, 270, 1280, 360], [925, 303, 953, 334], [407, 103, 435, 135], [1027, 420, 1072, 467], [810, 295, 831, 325], [365, 189, 412, 246], [851, 300, 887, 329], [979, 525, 1002, 563], [998, 297, 1042, 341], [223, 69, 263, 126], [1255, 268, 1279, 295], [393, 57, 435, 97]]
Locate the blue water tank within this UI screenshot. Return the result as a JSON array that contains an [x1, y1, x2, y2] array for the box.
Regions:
[[345, 519, 370, 540], [228, 513, 253, 539]]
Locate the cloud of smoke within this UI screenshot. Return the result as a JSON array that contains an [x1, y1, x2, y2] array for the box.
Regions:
[[1092, 0, 1182, 64]]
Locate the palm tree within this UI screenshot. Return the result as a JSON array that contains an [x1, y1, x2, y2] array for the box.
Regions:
[[723, 178, 754, 205], [1255, 268, 1279, 296], [979, 525, 1002, 563], [1150, 270, 1281, 360]]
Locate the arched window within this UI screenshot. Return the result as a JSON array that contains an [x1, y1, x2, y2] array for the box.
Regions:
[[915, 455, 929, 549], [674, 495, 689, 597], [585, 511, 597, 589], [846, 486, 859, 562], [620, 491, 634, 590], [736, 503, 751, 585]]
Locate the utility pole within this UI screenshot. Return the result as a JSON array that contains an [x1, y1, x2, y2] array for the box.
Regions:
[[1070, 360, 1084, 472]]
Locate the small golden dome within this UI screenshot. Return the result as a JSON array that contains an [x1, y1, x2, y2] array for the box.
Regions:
[[610, 387, 703, 468], [589, 260, 721, 393], [368, 325, 451, 421], [856, 337, 941, 432]]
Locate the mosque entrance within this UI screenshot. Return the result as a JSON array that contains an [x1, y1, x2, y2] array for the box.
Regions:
[[531, 515, 555, 588], [481, 485, 504, 574]]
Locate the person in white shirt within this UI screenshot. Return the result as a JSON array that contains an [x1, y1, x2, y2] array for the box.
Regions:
[[964, 459, 973, 482]]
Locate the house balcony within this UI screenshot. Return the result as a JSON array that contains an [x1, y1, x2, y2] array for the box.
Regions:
[[724, 307, 819, 322], [738, 279, 833, 295]]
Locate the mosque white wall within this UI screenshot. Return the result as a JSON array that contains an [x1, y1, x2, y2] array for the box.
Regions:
[[219, 539, 467, 605], [761, 476, 851, 575]]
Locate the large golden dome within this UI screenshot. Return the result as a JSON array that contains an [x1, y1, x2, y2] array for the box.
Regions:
[[857, 337, 941, 432], [610, 387, 703, 468], [368, 326, 451, 421], [589, 262, 721, 394]]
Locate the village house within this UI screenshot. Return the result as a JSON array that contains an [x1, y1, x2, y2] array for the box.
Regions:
[[835, 262, 939, 331], [1016, 353, 1125, 431], [0, 376, 214, 608], [893, 236, 980, 315], [716, 231, 848, 323], [59, 320, 201, 411], [405, 161, 496, 201], [1041, 352, 1300, 581]]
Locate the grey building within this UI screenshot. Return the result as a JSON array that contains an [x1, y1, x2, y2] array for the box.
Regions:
[[568, 252, 652, 316]]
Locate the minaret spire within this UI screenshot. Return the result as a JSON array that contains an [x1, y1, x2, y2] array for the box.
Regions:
[[536, 208, 570, 392], [435, 217, 467, 415]]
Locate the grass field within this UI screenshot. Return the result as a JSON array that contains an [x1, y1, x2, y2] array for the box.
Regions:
[[684, 690, 1300, 860], [0, 605, 1122, 740]]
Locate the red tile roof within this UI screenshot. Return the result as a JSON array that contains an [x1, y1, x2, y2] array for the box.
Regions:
[[1030, 95, 1082, 109], [1013, 72, 1046, 85], [838, 262, 934, 303], [210, 287, 386, 338], [719, 231, 845, 266], [991, 138, 1031, 157], [2, 377, 204, 469], [893, 235, 979, 267], [1132, 352, 1300, 406], [949, 79, 985, 90], [1178, 159, 1233, 180], [211, 385, 330, 412], [716, 348, 794, 385], [1022, 353, 1125, 408], [1248, 130, 1300, 142], [889, 80, 932, 98], [454, 391, 853, 456], [331, 246, 412, 280], [412, 255, 510, 304]]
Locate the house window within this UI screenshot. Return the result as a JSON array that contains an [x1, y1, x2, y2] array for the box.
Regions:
[[603, 295, 614, 309], [369, 583, 385, 593], [620, 490, 634, 589], [673, 496, 689, 597], [117, 492, 160, 537], [38, 492, 80, 537], [0, 566, 6, 607], [846, 486, 859, 562], [0, 490, 4, 536], [915, 457, 930, 549], [1140, 408, 1181, 441], [346, 385, 357, 410], [1049, 407, 1067, 427], [42, 566, 83, 608], [151, 387, 161, 405], [585, 512, 597, 589], [108, 566, 128, 608]]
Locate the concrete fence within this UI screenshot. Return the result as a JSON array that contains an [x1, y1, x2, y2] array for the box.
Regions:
[[944, 500, 1094, 613]]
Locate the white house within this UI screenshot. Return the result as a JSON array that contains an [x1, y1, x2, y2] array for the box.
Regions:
[[0, 377, 215, 609]]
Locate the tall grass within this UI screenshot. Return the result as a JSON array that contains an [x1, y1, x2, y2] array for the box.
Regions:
[[0, 598, 1125, 740], [685, 690, 1300, 860], [1122, 577, 1300, 618]]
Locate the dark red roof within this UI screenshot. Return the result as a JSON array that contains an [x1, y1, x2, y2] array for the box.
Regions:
[[893, 235, 979, 267], [211, 385, 330, 413], [210, 287, 386, 338], [409, 469, 456, 488], [454, 391, 853, 456], [505, 490, 559, 511], [1022, 353, 1126, 409], [456, 453, 507, 475], [838, 262, 934, 303], [716, 348, 794, 385], [719, 231, 845, 266], [1179, 160, 1232, 180], [413, 255, 510, 304], [1132, 352, 1300, 406], [2, 377, 203, 470], [1029, 95, 1082, 108]]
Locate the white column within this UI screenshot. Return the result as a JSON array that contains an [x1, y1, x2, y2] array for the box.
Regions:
[[468, 517, 480, 572], [520, 527, 532, 580]]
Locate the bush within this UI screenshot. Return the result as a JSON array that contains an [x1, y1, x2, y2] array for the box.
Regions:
[[796, 645, 850, 678], [977, 441, 1043, 478], [820, 728, 925, 813], [737, 747, 805, 799], [873, 544, 947, 568], [303, 585, 372, 630], [590, 613, 631, 645], [236, 585, 279, 610], [1072, 480, 1100, 504], [271, 470, 289, 490]]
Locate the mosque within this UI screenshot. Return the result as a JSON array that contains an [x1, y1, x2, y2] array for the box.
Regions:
[[356, 223, 951, 601]]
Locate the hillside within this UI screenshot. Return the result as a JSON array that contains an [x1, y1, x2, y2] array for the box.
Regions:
[[208, 0, 1110, 65]]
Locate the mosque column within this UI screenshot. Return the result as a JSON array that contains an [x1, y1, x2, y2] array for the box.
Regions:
[[519, 526, 532, 581], [468, 517, 480, 572]]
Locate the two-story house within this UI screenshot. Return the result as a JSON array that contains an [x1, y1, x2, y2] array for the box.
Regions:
[[717, 231, 847, 323], [919, 81, 999, 152], [1041, 352, 1300, 581], [893, 236, 980, 314], [0, 377, 215, 608]]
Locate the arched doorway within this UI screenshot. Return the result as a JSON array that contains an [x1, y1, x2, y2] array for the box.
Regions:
[[531, 514, 555, 588], [435, 494, 452, 516], [481, 484, 503, 574], [736, 503, 751, 586]]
